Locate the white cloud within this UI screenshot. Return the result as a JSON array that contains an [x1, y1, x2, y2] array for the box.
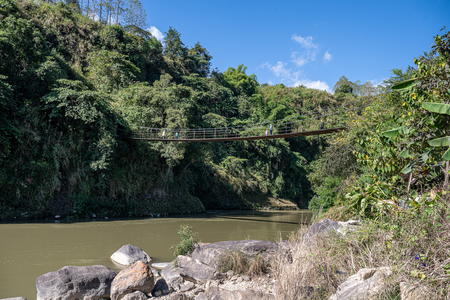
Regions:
[[323, 51, 332, 62], [291, 52, 308, 67], [262, 62, 329, 92], [261, 34, 331, 92], [147, 26, 164, 41], [290, 34, 319, 66], [264, 62, 301, 82], [293, 79, 330, 92], [292, 34, 318, 49]]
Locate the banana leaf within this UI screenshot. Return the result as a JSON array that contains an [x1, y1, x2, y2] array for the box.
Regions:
[[428, 136, 450, 147], [381, 126, 409, 138], [422, 102, 450, 115], [391, 78, 418, 90], [443, 148, 450, 161]]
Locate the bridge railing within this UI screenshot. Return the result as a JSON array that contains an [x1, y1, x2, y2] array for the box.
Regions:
[[126, 97, 373, 140]]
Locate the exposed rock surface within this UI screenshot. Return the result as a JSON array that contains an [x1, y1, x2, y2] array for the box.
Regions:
[[0, 298, 27, 300], [150, 267, 159, 278], [36, 265, 117, 300], [161, 262, 183, 291], [304, 218, 340, 244], [329, 267, 392, 300], [121, 291, 148, 300], [168, 293, 190, 300], [400, 282, 431, 300], [177, 255, 224, 284], [152, 262, 170, 270], [110, 244, 151, 266], [190, 240, 280, 269], [110, 261, 155, 300], [337, 219, 360, 235], [194, 286, 275, 300]]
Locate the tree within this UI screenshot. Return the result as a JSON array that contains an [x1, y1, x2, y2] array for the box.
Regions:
[[333, 76, 354, 94], [188, 42, 212, 77], [223, 64, 259, 97], [164, 27, 187, 58], [122, 0, 147, 28]]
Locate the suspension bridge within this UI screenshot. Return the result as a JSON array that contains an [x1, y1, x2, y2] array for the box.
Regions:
[[125, 98, 373, 142]]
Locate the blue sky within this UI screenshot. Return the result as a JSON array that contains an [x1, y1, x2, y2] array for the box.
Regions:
[[144, 0, 449, 92]]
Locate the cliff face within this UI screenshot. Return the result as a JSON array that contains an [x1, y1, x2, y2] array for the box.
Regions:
[[0, 1, 352, 221]]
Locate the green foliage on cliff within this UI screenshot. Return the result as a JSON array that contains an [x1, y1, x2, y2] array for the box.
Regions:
[[0, 0, 363, 220]]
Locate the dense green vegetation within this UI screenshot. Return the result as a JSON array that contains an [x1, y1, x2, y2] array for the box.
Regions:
[[0, 0, 366, 220], [309, 28, 450, 217], [299, 29, 450, 298], [3, 0, 447, 226]]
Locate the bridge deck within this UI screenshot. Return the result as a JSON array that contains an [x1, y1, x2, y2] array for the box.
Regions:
[[125, 127, 345, 142]]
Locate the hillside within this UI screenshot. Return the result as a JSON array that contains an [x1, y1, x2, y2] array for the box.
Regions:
[[0, 0, 361, 220]]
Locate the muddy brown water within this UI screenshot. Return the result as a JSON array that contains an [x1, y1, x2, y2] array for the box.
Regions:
[[0, 210, 312, 299]]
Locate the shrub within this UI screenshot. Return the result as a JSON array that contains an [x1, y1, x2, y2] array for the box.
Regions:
[[170, 224, 200, 259], [308, 176, 343, 211]]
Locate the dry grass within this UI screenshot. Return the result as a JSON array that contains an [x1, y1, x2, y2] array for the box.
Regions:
[[218, 251, 268, 276], [273, 197, 450, 299]]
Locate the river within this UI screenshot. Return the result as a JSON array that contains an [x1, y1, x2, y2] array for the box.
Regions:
[[0, 210, 312, 299]]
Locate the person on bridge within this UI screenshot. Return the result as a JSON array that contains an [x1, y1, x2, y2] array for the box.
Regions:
[[320, 119, 324, 130], [175, 132, 179, 139], [162, 130, 166, 139], [265, 129, 268, 136], [269, 124, 273, 135]]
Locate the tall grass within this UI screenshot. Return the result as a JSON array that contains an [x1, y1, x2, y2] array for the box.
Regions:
[[274, 197, 450, 299]]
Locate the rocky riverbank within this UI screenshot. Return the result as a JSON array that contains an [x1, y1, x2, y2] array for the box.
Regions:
[[2, 218, 431, 300]]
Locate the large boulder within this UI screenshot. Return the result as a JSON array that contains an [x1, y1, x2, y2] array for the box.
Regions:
[[110, 244, 151, 266], [36, 265, 117, 300], [161, 262, 183, 291], [110, 261, 155, 300], [194, 286, 275, 300], [304, 219, 340, 244], [190, 240, 280, 269], [177, 255, 224, 284], [329, 267, 391, 300]]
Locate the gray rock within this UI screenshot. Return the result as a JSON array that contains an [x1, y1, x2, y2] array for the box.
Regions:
[[152, 262, 170, 270], [0, 298, 27, 300], [329, 267, 391, 300], [110, 244, 151, 266], [194, 286, 274, 300], [161, 262, 183, 291], [178, 255, 224, 284], [337, 220, 360, 235], [190, 240, 280, 269], [150, 267, 159, 278], [179, 281, 195, 292], [153, 278, 172, 296], [121, 291, 148, 300], [304, 219, 340, 244], [36, 265, 117, 300], [169, 293, 190, 300]]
